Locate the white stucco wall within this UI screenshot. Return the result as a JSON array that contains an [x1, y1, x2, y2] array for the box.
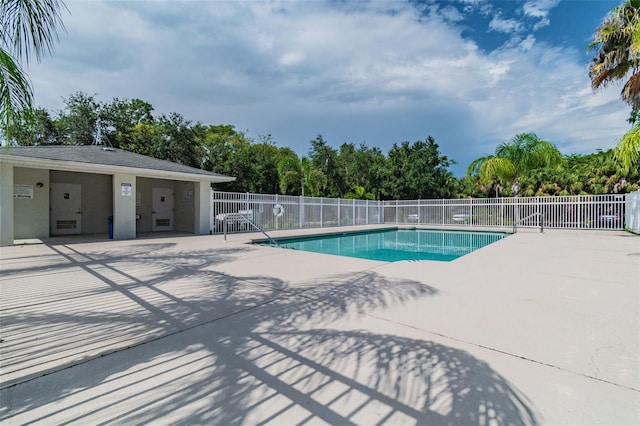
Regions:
[[113, 173, 136, 239], [625, 190, 640, 234], [195, 181, 211, 235], [175, 181, 195, 233], [13, 167, 49, 239], [0, 163, 14, 246]]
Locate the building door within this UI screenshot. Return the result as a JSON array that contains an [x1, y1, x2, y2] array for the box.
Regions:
[[152, 187, 174, 231], [50, 183, 82, 235]]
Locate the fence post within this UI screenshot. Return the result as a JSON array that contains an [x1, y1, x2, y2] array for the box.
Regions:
[[338, 198, 341, 226], [300, 195, 303, 229], [320, 197, 323, 228], [353, 199, 356, 226], [578, 195, 582, 229], [396, 200, 399, 225], [366, 199, 369, 224], [275, 193, 279, 230], [625, 190, 640, 233], [210, 190, 214, 234]]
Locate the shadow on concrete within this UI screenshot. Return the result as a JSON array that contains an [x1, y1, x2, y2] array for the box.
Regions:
[[0, 240, 539, 425]]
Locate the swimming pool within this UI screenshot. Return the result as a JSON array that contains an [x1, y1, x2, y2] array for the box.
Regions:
[[259, 228, 508, 262]]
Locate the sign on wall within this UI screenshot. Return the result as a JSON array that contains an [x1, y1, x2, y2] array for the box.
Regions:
[[13, 184, 34, 199], [121, 182, 132, 197]]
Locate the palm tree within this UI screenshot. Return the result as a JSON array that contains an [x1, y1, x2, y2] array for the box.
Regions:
[[588, 0, 640, 109], [277, 156, 327, 197], [588, 0, 640, 173], [344, 186, 376, 200], [467, 133, 563, 196], [1, 0, 66, 138], [615, 122, 640, 172]]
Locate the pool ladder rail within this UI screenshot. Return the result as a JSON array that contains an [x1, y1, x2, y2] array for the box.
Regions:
[[513, 212, 544, 233], [223, 213, 279, 246]]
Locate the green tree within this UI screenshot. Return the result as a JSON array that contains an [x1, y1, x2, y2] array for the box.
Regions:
[[156, 113, 200, 168], [0, 0, 66, 138], [338, 143, 364, 190], [101, 97, 154, 148], [8, 107, 59, 145], [615, 123, 640, 173], [566, 149, 639, 194], [128, 121, 163, 157], [344, 186, 376, 200], [246, 138, 294, 194], [277, 156, 327, 196], [198, 124, 254, 191], [277, 155, 302, 195], [589, 0, 640, 111], [588, 0, 640, 173], [455, 175, 486, 198], [467, 133, 563, 196], [385, 137, 455, 200], [56, 91, 100, 145], [337, 142, 388, 199], [301, 157, 328, 197], [308, 135, 343, 197]]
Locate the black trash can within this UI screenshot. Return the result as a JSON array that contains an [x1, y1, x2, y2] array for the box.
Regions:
[[108, 216, 114, 239]]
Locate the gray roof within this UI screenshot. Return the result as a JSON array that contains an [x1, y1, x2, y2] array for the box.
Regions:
[[2, 145, 234, 181]]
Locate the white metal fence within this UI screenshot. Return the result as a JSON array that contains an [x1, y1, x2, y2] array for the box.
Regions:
[[211, 191, 631, 234]]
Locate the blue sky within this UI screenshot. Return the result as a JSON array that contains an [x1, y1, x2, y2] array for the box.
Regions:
[[29, 0, 628, 176]]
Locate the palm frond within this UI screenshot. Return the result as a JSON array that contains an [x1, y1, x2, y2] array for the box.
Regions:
[[622, 71, 640, 109], [589, 0, 640, 97], [0, 0, 67, 64], [524, 140, 564, 171], [478, 157, 516, 184], [615, 124, 640, 173], [0, 47, 32, 133], [466, 155, 492, 177]]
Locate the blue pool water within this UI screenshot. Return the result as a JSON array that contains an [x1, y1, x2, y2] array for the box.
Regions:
[[260, 228, 507, 262]]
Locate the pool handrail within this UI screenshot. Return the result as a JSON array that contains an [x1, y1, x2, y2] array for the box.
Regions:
[[223, 212, 278, 246], [513, 212, 544, 233]]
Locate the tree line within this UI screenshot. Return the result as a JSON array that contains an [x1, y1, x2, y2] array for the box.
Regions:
[[4, 91, 639, 199], [5, 92, 458, 199]]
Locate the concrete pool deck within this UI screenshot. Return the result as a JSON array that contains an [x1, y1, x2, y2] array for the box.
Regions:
[[0, 227, 638, 425]]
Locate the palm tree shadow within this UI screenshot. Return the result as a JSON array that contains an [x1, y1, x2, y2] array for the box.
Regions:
[[0, 241, 539, 425]]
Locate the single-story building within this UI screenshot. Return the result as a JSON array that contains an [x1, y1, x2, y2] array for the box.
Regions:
[[0, 145, 235, 246]]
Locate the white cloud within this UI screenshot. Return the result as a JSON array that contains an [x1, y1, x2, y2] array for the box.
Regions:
[[438, 5, 465, 23], [26, 0, 630, 175], [489, 14, 524, 34], [520, 34, 536, 51], [523, 0, 560, 19], [522, 0, 561, 30]]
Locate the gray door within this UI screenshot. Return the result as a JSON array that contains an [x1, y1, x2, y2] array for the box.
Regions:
[[152, 187, 174, 231], [50, 183, 82, 235]]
